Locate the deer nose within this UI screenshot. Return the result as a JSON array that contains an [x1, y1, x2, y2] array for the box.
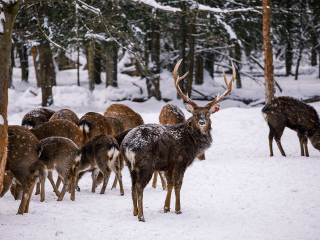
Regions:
[[199, 120, 206, 125]]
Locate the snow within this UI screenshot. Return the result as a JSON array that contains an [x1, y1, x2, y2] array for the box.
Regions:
[[0, 11, 5, 34], [1, 56, 320, 239], [0, 115, 4, 125]]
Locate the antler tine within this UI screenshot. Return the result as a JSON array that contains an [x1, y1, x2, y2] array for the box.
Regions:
[[205, 61, 236, 108], [174, 59, 198, 108]]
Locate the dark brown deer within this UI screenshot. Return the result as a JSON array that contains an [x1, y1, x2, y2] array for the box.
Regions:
[[49, 109, 79, 125], [75, 134, 123, 195], [4, 126, 43, 214], [104, 104, 144, 130], [78, 112, 124, 141], [21, 108, 55, 129], [262, 96, 320, 157], [120, 59, 235, 222]]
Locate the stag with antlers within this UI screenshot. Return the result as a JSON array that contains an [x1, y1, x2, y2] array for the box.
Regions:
[[120, 59, 235, 222]]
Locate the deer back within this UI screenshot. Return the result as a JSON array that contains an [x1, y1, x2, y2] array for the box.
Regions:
[[30, 119, 85, 148], [105, 116, 124, 136], [159, 104, 186, 125], [21, 108, 55, 129], [104, 104, 144, 130], [49, 109, 79, 125]]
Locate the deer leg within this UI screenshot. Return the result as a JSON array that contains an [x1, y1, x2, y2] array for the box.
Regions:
[[47, 171, 60, 196], [75, 171, 87, 192], [111, 176, 118, 189], [173, 171, 185, 214], [130, 170, 138, 216], [298, 130, 309, 157], [91, 169, 100, 193], [70, 169, 77, 201], [115, 171, 124, 196], [24, 181, 35, 213], [100, 169, 111, 195], [56, 176, 62, 190], [152, 172, 158, 188], [0, 172, 13, 197], [159, 172, 167, 190], [136, 182, 145, 222], [57, 180, 69, 201], [35, 182, 40, 195], [274, 129, 286, 157], [268, 124, 275, 157], [39, 169, 48, 202], [164, 171, 173, 213]]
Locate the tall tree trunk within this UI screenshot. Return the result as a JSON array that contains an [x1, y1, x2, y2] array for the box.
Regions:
[[105, 53, 112, 87], [235, 41, 242, 88], [262, 0, 275, 103], [0, 0, 21, 193], [285, 42, 293, 76], [18, 44, 29, 82], [8, 44, 14, 89], [204, 52, 214, 80], [94, 44, 101, 84], [186, 22, 195, 97], [88, 42, 95, 91], [144, 20, 151, 66], [111, 43, 118, 87], [178, 14, 187, 99], [295, 45, 303, 80], [195, 55, 203, 85], [39, 41, 54, 107], [31, 46, 41, 87]]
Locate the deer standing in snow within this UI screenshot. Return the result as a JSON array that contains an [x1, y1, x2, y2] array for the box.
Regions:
[[121, 59, 235, 222], [262, 96, 320, 157]]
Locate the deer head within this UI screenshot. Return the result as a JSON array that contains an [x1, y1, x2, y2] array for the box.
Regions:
[[174, 59, 235, 132]]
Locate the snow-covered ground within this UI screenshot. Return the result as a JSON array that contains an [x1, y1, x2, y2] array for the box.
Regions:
[[1, 60, 320, 239]]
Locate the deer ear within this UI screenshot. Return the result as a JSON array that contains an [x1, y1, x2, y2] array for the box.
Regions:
[[208, 104, 220, 114], [184, 103, 194, 114]]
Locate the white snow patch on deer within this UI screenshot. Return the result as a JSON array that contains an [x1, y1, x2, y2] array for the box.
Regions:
[[0, 115, 4, 125]]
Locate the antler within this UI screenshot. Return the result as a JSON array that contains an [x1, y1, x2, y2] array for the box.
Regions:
[[205, 62, 236, 108], [174, 59, 199, 108]]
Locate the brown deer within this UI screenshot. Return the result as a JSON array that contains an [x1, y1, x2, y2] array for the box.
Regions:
[[4, 126, 43, 214], [21, 108, 55, 129], [120, 59, 235, 222], [104, 104, 144, 130], [49, 109, 79, 125], [29, 119, 85, 194], [35, 137, 81, 202], [78, 112, 124, 141], [262, 96, 320, 157], [75, 134, 124, 195]]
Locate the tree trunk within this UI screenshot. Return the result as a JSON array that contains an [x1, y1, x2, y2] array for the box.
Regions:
[[262, 0, 275, 103], [204, 52, 214, 80], [18, 44, 29, 82], [178, 14, 187, 98], [195, 55, 203, 85], [88, 42, 95, 91], [8, 44, 14, 89], [31, 46, 41, 87], [111, 43, 118, 87], [0, 0, 21, 194], [235, 41, 242, 88], [39, 41, 54, 106], [285, 42, 293, 76], [105, 53, 112, 87], [94, 44, 101, 84], [295, 45, 303, 80], [149, 23, 161, 100], [186, 23, 195, 97]]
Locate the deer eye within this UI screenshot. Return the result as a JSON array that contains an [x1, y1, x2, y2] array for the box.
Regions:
[[193, 113, 197, 117]]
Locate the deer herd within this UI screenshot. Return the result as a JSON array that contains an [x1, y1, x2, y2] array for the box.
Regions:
[[1, 59, 320, 221]]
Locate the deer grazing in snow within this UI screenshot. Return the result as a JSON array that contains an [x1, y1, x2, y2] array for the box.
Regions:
[[121, 59, 235, 222], [21, 108, 55, 129], [262, 96, 320, 157]]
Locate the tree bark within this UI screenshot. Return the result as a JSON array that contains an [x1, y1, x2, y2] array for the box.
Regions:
[[186, 23, 195, 96], [111, 43, 118, 87], [88, 42, 95, 91], [295, 45, 303, 80], [18, 44, 29, 82], [204, 52, 214, 80], [0, 0, 21, 194], [195, 55, 203, 85], [31, 46, 41, 87], [39, 41, 54, 106], [178, 14, 188, 98], [234, 41, 242, 89], [94, 44, 101, 84], [105, 53, 112, 87], [8, 44, 14, 89], [262, 0, 275, 103]]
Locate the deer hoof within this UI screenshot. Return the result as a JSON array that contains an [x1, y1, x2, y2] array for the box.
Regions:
[[175, 210, 182, 214], [76, 186, 80, 192], [139, 216, 145, 222], [164, 206, 170, 213]]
